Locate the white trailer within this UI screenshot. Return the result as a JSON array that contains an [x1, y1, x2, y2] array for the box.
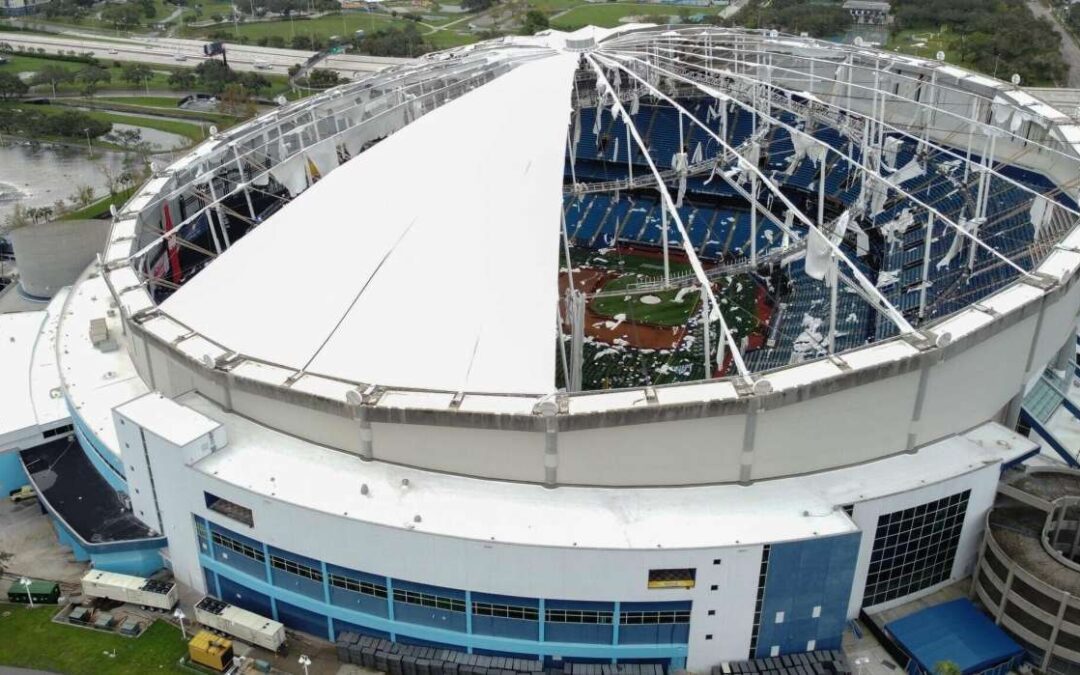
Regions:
[[80, 570, 178, 611], [194, 596, 286, 652]]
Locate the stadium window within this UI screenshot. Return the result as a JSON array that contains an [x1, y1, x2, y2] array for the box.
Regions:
[[329, 574, 388, 598], [647, 568, 696, 589], [544, 609, 613, 624], [270, 555, 323, 583], [619, 610, 690, 625], [862, 490, 970, 607], [204, 492, 254, 528], [472, 602, 539, 621], [211, 531, 265, 563], [392, 589, 466, 613]]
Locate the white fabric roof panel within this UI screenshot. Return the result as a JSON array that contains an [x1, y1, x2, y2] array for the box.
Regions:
[[162, 53, 578, 394]]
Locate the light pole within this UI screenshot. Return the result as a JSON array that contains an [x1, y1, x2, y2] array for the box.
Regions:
[[298, 654, 312, 675], [19, 578, 34, 609], [83, 128, 93, 158], [174, 607, 187, 640]]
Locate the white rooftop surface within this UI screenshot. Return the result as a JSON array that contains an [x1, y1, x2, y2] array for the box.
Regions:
[[116, 392, 221, 447], [183, 391, 1032, 550], [161, 52, 580, 396], [0, 311, 47, 447], [0, 295, 69, 450], [83, 569, 147, 589], [58, 271, 149, 459]]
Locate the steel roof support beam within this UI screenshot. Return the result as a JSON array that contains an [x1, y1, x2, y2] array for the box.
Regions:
[[593, 51, 916, 336], [586, 53, 753, 383]]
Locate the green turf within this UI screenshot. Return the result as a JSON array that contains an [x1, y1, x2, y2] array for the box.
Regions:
[[563, 248, 764, 390], [0, 603, 190, 675], [550, 2, 722, 29], [61, 184, 140, 220], [0, 53, 177, 93], [590, 277, 702, 327], [96, 95, 184, 108], [188, 11, 403, 41]]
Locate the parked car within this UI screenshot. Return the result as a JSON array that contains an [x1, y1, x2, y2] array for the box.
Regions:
[[9, 485, 36, 503]]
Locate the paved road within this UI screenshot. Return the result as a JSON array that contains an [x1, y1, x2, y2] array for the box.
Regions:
[[1028, 0, 1080, 87], [0, 32, 409, 79]]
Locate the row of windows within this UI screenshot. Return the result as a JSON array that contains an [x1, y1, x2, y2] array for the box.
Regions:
[[271, 555, 323, 583], [393, 589, 467, 613], [330, 574, 388, 599], [545, 609, 614, 625], [212, 532, 265, 563], [473, 602, 539, 621], [619, 611, 690, 625]]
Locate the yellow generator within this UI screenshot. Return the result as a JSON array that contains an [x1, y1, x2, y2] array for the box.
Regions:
[[188, 630, 235, 672]]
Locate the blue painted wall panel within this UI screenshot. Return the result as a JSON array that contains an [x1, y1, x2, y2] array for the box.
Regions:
[[90, 548, 163, 576], [393, 601, 468, 633], [544, 623, 614, 645], [473, 616, 540, 641], [0, 450, 27, 496], [330, 586, 390, 617], [334, 619, 391, 640], [277, 599, 330, 639], [270, 566, 324, 601], [754, 532, 859, 657], [218, 574, 275, 619]]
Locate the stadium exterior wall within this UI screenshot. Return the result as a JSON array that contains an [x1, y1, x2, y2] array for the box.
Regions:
[[120, 272, 1080, 487]]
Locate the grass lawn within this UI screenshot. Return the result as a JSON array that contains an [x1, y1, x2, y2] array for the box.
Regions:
[[61, 184, 139, 220], [0, 52, 178, 94], [427, 29, 480, 49], [188, 11, 403, 41], [0, 603, 190, 675], [882, 28, 981, 72], [97, 94, 185, 108], [591, 275, 702, 326], [550, 2, 722, 29], [5, 102, 208, 145]]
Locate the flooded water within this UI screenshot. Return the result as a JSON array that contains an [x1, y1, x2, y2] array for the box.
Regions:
[[0, 142, 128, 225], [108, 122, 190, 151]]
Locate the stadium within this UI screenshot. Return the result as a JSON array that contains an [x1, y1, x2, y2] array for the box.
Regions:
[[6, 23, 1080, 672]]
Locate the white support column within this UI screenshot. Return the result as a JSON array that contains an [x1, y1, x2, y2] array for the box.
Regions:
[[817, 158, 826, 227], [701, 286, 712, 379], [828, 253, 838, 354], [751, 173, 758, 266], [661, 198, 670, 287], [963, 98, 978, 183], [207, 177, 232, 248], [919, 212, 934, 318], [568, 290, 585, 393]]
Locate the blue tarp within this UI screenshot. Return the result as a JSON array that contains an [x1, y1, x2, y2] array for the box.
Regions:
[[885, 599, 1025, 675]]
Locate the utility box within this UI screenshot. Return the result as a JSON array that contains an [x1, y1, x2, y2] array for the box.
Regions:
[[189, 630, 235, 672], [7, 579, 60, 605]]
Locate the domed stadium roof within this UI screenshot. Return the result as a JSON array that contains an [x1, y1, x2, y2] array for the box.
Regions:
[[142, 25, 1080, 398]]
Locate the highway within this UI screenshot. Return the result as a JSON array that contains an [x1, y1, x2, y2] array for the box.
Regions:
[[0, 31, 410, 79]]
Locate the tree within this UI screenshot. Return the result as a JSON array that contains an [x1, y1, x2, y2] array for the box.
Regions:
[[167, 69, 196, 90], [461, 0, 492, 12], [519, 9, 548, 34], [934, 662, 961, 675], [307, 68, 341, 88], [0, 71, 29, 100], [193, 59, 238, 94], [121, 63, 154, 90], [243, 71, 271, 94], [76, 65, 111, 96], [101, 2, 144, 29], [0, 551, 11, 576], [32, 64, 73, 97], [358, 23, 432, 57]]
